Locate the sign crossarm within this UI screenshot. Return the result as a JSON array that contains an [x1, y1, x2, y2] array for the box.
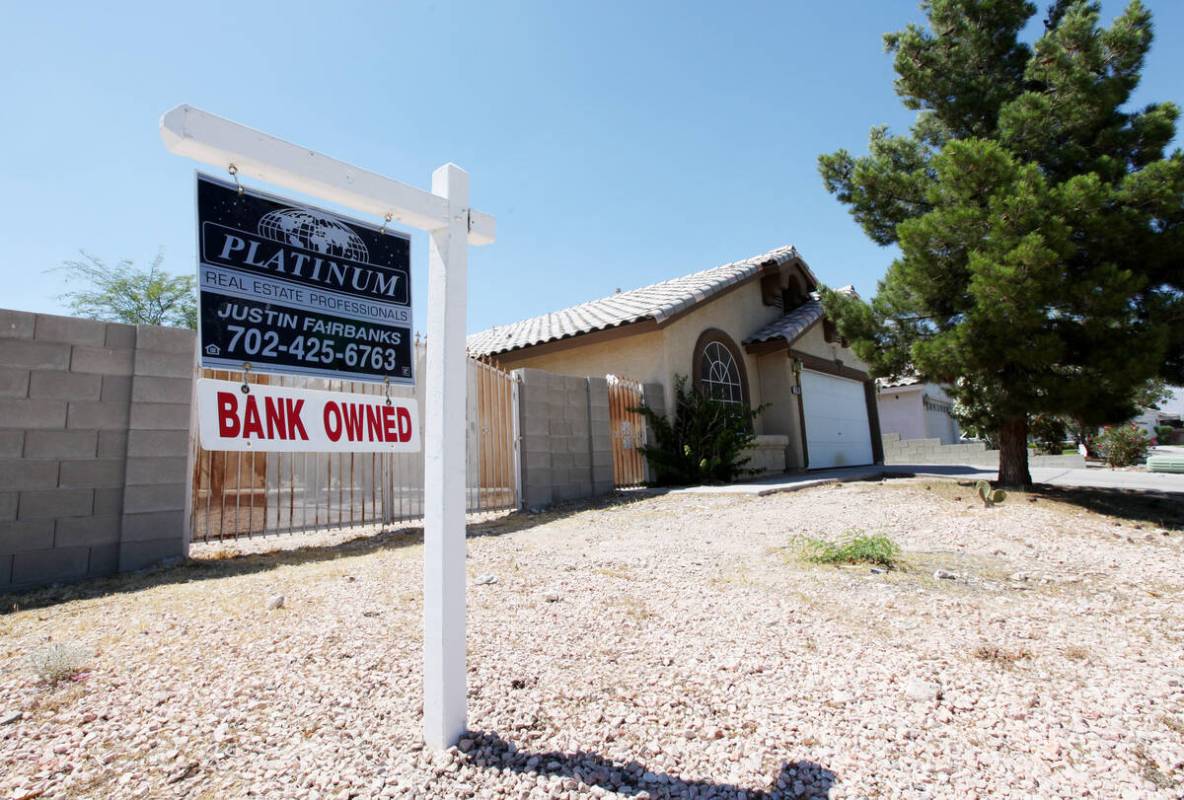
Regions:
[[160, 105, 496, 245]]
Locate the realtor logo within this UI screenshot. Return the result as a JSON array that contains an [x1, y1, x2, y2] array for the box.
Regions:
[[257, 207, 370, 262]]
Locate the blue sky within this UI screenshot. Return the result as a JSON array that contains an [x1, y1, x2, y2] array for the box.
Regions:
[[1, 0, 1180, 360]]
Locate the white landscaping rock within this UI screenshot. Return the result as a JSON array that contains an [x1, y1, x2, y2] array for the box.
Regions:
[[904, 678, 942, 703], [1, 478, 1180, 799]]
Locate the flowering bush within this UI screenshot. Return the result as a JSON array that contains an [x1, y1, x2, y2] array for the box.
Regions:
[[1094, 424, 1150, 468]]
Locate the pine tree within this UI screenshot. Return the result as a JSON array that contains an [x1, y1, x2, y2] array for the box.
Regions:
[[818, 0, 1183, 485]]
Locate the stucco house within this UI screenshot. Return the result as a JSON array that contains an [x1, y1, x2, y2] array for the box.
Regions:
[[876, 376, 962, 445], [467, 245, 883, 472]]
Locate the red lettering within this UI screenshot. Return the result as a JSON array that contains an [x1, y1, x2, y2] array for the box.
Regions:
[[324, 401, 342, 442], [217, 392, 239, 438], [382, 405, 397, 442], [396, 406, 412, 442], [286, 399, 308, 440], [264, 396, 286, 439], [242, 394, 264, 439], [365, 404, 383, 442], [343, 402, 364, 441]]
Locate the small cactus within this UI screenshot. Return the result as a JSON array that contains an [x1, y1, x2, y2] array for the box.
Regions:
[[975, 480, 1007, 507]]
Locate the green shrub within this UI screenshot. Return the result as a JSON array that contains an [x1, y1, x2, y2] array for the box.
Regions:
[[1030, 414, 1069, 455], [634, 376, 763, 486], [799, 533, 901, 568], [1095, 424, 1150, 468], [1155, 425, 1175, 443]]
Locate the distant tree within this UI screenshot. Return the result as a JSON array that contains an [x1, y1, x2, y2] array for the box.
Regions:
[[55, 249, 196, 329], [818, 0, 1183, 486]]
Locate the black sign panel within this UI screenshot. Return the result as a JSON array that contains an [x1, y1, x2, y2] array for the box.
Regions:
[[195, 175, 413, 384]]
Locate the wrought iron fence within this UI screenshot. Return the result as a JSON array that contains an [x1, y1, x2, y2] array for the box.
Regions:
[[189, 345, 519, 542]]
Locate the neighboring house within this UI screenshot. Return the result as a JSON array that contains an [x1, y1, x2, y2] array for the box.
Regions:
[[876, 376, 962, 445], [467, 245, 882, 471], [1132, 407, 1181, 440]]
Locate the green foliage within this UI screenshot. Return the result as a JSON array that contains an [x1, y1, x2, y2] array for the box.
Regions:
[[818, 0, 1183, 486], [55, 250, 197, 329], [1134, 378, 1173, 411], [975, 480, 1007, 507], [1154, 424, 1175, 442], [799, 533, 901, 568], [1030, 414, 1070, 455], [1095, 424, 1150, 467], [634, 376, 762, 486]]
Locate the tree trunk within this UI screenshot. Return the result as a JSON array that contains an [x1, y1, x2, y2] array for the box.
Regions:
[[997, 416, 1032, 487]]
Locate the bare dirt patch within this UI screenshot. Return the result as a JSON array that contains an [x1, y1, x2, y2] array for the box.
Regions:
[[1, 478, 1181, 799]]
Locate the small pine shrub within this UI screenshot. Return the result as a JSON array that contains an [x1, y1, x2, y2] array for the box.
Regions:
[[1095, 424, 1150, 468], [28, 643, 88, 685], [799, 532, 901, 568]]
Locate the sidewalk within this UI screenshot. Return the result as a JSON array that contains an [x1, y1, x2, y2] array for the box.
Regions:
[[670, 462, 1184, 496]]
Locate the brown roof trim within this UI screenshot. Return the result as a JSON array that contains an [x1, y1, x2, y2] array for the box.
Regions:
[[790, 349, 870, 383]]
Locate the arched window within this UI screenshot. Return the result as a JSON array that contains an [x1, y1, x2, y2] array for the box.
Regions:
[[692, 329, 749, 406]]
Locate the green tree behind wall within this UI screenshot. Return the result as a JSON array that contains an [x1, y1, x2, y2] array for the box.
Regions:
[[56, 250, 197, 329]]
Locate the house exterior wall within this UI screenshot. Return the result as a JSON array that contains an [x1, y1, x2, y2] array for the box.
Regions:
[[791, 323, 870, 373], [877, 383, 961, 445], [878, 391, 926, 441], [488, 279, 873, 473], [494, 327, 668, 404], [495, 281, 798, 427], [756, 352, 805, 468], [657, 284, 784, 431]]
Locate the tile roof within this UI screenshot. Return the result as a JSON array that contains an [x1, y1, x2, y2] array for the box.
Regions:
[[877, 375, 923, 389], [467, 245, 808, 357], [742, 300, 824, 347]]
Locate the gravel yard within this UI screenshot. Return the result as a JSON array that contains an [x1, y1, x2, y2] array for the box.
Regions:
[[2, 478, 1182, 799]]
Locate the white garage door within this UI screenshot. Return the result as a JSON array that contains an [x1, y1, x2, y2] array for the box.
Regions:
[[800, 370, 873, 469]]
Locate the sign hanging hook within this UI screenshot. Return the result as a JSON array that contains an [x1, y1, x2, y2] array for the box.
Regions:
[[240, 362, 252, 394], [227, 163, 244, 197], [383, 375, 392, 407], [379, 212, 393, 236]]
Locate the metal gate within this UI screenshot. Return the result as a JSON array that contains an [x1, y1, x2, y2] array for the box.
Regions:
[[189, 344, 520, 542], [607, 375, 647, 488]]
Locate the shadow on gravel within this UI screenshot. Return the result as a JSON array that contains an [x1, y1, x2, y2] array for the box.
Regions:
[[1022, 484, 1184, 531], [0, 491, 658, 614], [890, 471, 1184, 531], [458, 731, 837, 799]]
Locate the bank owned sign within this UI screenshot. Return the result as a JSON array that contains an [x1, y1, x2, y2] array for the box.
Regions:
[[195, 174, 413, 383]]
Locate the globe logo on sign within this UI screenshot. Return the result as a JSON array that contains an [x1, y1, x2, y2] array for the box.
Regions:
[[257, 208, 370, 263]]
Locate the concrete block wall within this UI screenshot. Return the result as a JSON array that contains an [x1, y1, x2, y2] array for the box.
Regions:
[[0, 309, 195, 592], [882, 433, 1087, 469], [516, 369, 614, 509]]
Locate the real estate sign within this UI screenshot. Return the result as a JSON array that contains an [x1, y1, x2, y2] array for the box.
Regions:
[[196, 378, 420, 452], [195, 174, 414, 384]]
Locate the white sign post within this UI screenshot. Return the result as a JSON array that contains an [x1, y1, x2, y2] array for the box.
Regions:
[[161, 105, 494, 750]]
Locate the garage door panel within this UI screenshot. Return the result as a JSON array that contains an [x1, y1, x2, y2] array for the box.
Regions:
[[801, 370, 873, 469]]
